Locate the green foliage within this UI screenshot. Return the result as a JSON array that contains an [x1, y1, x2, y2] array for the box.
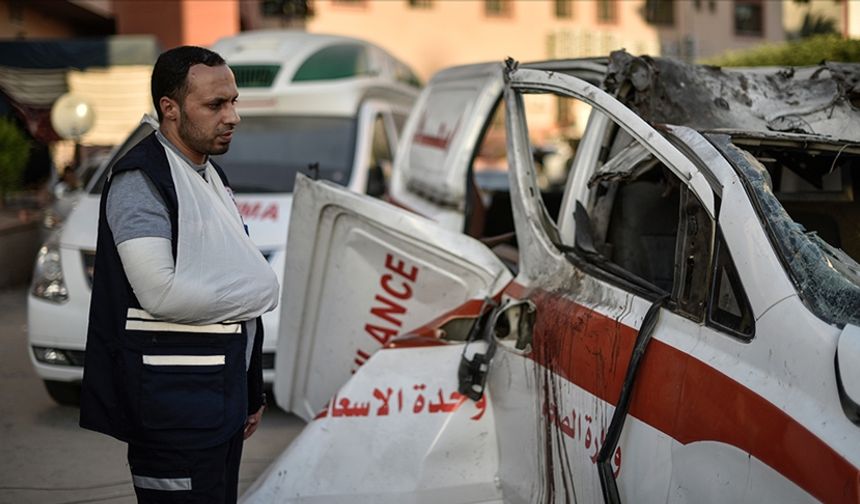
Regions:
[[0, 117, 31, 201], [703, 35, 860, 67]]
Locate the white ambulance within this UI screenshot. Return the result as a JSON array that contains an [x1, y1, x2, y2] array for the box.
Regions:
[[246, 54, 860, 502], [27, 31, 419, 404]]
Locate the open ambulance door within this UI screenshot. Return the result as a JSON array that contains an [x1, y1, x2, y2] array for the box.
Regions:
[[274, 174, 512, 420]]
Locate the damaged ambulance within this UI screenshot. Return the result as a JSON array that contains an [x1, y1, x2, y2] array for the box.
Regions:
[[248, 52, 860, 503]]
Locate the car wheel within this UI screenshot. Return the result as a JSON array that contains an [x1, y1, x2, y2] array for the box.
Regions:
[[44, 380, 81, 406]]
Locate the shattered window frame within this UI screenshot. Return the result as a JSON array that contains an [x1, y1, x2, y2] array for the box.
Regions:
[[565, 113, 716, 313], [709, 133, 860, 328]]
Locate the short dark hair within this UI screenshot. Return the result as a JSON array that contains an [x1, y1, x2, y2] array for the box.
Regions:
[[151, 46, 226, 121]]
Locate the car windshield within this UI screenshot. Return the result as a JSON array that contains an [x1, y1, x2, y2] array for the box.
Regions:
[[213, 115, 356, 194], [711, 134, 860, 327]]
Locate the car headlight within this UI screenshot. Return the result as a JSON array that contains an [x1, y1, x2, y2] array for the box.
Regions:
[[31, 238, 69, 303], [32, 346, 71, 365]]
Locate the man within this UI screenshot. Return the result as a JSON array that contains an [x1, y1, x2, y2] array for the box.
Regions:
[[80, 46, 280, 503]]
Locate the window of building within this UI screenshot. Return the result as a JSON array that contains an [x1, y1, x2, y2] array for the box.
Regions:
[[261, 0, 312, 19], [644, 0, 674, 25], [407, 0, 432, 8], [596, 0, 618, 23], [555, 0, 572, 19], [485, 0, 511, 17], [734, 0, 763, 36]]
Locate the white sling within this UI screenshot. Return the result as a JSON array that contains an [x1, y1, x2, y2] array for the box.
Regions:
[[118, 144, 279, 325]]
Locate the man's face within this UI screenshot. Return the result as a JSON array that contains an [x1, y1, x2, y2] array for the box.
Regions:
[[176, 64, 240, 157]]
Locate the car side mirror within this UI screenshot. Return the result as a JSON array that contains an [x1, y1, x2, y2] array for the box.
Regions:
[[836, 324, 860, 424], [493, 298, 536, 354]]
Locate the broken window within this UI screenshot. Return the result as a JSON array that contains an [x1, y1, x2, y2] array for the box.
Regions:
[[712, 134, 860, 327], [559, 110, 714, 314], [583, 141, 685, 296]]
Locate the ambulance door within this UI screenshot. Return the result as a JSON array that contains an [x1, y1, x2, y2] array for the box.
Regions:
[[487, 67, 718, 502], [274, 174, 512, 420], [351, 100, 406, 199]]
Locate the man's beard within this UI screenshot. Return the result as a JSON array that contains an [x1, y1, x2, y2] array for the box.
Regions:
[[178, 109, 231, 156]]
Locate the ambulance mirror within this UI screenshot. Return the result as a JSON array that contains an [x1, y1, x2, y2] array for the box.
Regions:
[[493, 298, 536, 354]]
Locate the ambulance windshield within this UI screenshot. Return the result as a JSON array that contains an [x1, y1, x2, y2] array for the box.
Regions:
[[214, 115, 357, 194]]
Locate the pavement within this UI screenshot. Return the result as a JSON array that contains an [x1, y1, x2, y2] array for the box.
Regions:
[[0, 286, 305, 504]]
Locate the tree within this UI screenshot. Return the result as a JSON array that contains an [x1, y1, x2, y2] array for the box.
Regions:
[[0, 117, 31, 207]]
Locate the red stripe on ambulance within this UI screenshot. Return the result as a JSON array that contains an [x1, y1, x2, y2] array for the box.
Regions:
[[511, 286, 860, 504]]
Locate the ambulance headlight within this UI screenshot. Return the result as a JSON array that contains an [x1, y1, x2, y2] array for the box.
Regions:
[[32, 346, 71, 365], [31, 239, 69, 303]]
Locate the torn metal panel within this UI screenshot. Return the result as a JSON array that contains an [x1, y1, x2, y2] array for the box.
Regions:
[[604, 51, 860, 142], [710, 134, 860, 327], [587, 141, 657, 188]]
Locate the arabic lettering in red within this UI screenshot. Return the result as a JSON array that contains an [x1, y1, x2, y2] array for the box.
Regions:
[[412, 112, 461, 151], [413, 384, 427, 413], [374, 387, 393, 416], [543, 399, 623, 477], [319, 385, 486, 422]]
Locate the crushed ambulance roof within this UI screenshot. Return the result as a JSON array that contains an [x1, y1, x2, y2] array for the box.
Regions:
[[604, 50, 860, 143]]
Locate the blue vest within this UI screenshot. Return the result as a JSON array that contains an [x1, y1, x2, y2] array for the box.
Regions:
[[79, 132, 264, 450]]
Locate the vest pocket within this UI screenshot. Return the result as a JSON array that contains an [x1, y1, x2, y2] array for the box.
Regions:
[[140, 356, 225, 430]]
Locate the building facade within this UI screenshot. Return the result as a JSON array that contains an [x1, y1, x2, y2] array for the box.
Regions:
[[301, 0, 787, 81]]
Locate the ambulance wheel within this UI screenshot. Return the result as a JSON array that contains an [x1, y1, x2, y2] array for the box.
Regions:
[[44, 380, 81, 406]]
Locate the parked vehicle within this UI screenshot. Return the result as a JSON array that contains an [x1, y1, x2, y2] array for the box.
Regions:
[[27, 31, 419, 405], [248, 53, 860, 502]]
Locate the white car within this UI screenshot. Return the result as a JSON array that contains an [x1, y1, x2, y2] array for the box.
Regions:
[[27, 31, 419, 404], [246, 54, 860, 502]]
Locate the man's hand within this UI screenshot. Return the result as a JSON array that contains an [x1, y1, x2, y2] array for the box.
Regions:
[[244, 405, 265, 439]]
